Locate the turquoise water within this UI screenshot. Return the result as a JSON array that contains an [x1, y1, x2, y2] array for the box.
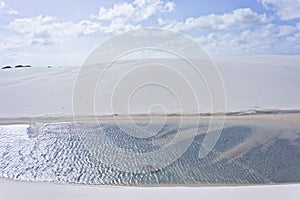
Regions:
[[0, 119, 299, 186]]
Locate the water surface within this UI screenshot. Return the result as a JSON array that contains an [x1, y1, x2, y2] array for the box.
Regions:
[[0, 119, 299, 186]]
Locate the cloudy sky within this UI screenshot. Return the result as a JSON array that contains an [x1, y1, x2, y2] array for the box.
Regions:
[[0, 0, 300, 66]]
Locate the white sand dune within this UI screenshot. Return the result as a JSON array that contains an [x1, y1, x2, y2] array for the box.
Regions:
[[0, 55, 299, 118]]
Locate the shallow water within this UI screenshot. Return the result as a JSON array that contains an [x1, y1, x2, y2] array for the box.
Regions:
[[0, 119, 299, 186]]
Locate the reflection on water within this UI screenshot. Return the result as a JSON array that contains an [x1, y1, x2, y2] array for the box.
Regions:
[[0, 120, 299, 185]]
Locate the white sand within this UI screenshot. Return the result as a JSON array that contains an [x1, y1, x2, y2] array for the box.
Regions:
[[0, 178, 299, 200], [1, 55, 300, 199], [0, 55, 300, 117]]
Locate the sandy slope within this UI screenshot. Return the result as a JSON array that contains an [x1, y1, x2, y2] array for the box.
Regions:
[[0, 55, 299, 118]]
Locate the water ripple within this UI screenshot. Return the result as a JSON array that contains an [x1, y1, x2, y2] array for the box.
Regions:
[[0, 121, 299, 185]]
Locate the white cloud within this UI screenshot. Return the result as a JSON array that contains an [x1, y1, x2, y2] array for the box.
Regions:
[[134, 0, 175, 21], [100, 17, 141, 34], [96, 2, 135, 20], [157, 7, 299, 57], [0, 36, 27, 51], [0, 1, 5, 9], [6, 0, 172, 50], [0, 1, 18, 15], [164, 2, 175, 12], [8, 16, 101, 45], [3, 0, 176, 52], [193, 23, 300, 56], [6, 14, 141, 50], [92, 0, 174, 21], [163, 8, 271, 31], [260, 0, 300, 20], [1, 0, 300, 66], [158, 18, 167, 25], [6, 8, 18, 15], [91, 0, 175, 33], [3, 0, 175, 52]]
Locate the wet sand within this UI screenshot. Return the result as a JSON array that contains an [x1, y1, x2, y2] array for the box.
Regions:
[[0, 112, 299, 125]]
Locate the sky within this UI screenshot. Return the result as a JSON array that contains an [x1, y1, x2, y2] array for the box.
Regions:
[[0, 0, 300, 66]]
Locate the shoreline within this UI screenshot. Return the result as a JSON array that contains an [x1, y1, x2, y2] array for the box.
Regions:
[[0, 178, 299, 200], [1, 177, 300, 188], [1, 111, 300, 125]]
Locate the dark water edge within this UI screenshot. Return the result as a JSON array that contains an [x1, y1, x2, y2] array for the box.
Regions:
[[0, 120, 299, 186]]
